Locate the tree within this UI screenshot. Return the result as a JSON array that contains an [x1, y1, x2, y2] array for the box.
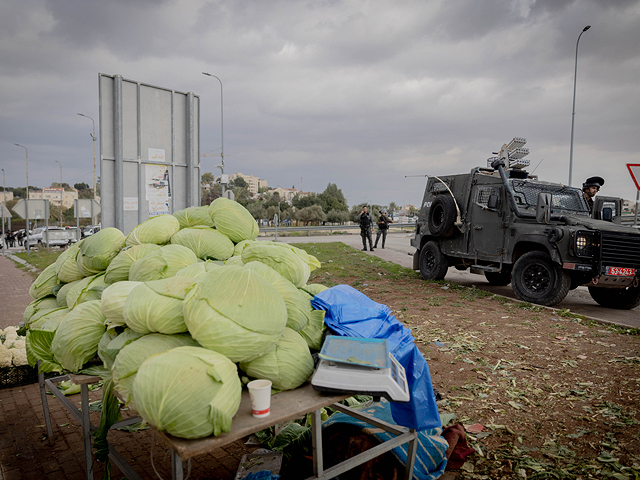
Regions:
[[292, 192, 322, 209], [318, 183, 348, 214], [231, 177, 248, 189], [388, 202, 398, 217], [74, 182, 90, 191], [326, 209, 350, 224], [201, 184, 222, 205], [295, 205, 326, 225], [50, 182, 71, 189], [200, 172, 215, 185], [246, 202, 266, 221]]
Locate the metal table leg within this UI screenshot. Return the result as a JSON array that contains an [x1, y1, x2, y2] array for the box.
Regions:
[[37, 368, 54, 445], [81, 384, 94, 480], [171, 449, 184, 480], [310, 408, 324, 477]]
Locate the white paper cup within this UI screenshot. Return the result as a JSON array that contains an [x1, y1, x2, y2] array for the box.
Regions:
[[248, 379, 272, 418]]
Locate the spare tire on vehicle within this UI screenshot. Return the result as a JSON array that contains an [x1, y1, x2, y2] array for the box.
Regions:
[[428, 195, 457, 238]]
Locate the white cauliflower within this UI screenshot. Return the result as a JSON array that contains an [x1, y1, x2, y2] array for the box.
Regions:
[[0, 345, 12, 368], [4, 333, 18, 344], [9, 339, 26, 350], [11, 349, 29, 367], [4, 326, 17, 335]]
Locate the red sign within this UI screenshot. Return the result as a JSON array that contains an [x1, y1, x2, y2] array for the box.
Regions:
[[627, 164, 640, 191]]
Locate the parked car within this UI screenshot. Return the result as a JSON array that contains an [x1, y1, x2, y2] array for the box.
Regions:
[[83, 225, 101, 237], [25, 227, 70, 249], [64, 226, 81, 243]]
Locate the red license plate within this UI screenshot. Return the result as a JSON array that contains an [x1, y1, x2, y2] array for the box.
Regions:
[[605, 266, 636, 276]]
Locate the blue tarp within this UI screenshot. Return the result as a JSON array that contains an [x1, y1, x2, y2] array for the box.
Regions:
[[323, 399, 448, 480], [312, 285, 441, 431]]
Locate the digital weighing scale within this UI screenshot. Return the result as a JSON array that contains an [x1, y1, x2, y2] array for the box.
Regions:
[[311, 336, 411, 403]]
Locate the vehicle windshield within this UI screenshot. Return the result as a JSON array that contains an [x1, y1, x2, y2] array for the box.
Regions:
[[510, 180, 590, 214]]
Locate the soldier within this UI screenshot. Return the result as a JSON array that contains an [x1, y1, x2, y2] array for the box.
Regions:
[[582, 176, 604, 213], [357, 206, 374, 251], [373, 210, 393, 249]]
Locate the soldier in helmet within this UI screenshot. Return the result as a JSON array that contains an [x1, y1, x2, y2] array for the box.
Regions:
[[582, 176, 604, 213]]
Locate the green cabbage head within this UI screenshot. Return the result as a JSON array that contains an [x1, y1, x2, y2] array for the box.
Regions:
[[29, 264, 60, 300], [241, 243, 310, 287], [105, 244, 162, 284], [125, 215, 180, 246], [112, 333, 199, 407], [183, 265, 287, 362], [175, 261, 223, 279], [243, 262, 310, 332], [55, 241, 84, 283], [124, 276, 195, 334], [101, 281, 143, 328], [128, 244, 198, 281], [25, 307, 70, 373], [51, 300, 106, 372], [23, 296, 59, 324], [77, 228, 126, 276], [170, 226, 234, 261], [133, 346, 242, 439], [209, 197, 259, 243], [98, 328, 145, 371], [239, 327, 314, 391], [65, 273, 108, 309], [56, 281, 78, 307], [173, 206, 213, 228]]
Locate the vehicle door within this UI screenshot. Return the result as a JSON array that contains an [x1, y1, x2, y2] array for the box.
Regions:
[[469, 184, 506, 261]]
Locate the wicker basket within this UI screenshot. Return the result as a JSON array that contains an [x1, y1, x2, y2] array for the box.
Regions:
[[0, 365, 39, 389]]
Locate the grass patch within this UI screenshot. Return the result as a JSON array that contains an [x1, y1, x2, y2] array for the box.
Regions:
[[296, 242, 419, 284], [14, 250, 64, 271]]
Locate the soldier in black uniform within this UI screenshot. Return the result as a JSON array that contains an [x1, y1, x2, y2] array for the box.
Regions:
[[373, 210, 392, 249], [582, 176, 604, 213], [357, 206, 374, 251]]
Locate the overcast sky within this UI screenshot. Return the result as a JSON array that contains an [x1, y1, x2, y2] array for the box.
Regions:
[[2, 0, 640, 209]]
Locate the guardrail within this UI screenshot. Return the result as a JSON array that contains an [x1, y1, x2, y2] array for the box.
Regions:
[[258, 223, 416, 237]]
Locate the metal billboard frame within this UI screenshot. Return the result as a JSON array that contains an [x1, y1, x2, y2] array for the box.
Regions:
[[99, 73, 200, 234]]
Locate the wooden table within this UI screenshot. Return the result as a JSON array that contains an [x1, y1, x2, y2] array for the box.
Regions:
[[40, 374, 418, 480]]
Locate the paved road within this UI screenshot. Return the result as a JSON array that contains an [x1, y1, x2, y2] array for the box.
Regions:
[[269, 232, 640, 329]]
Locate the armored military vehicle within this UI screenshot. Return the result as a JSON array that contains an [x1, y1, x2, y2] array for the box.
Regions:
[[411, 138, 640, 308]]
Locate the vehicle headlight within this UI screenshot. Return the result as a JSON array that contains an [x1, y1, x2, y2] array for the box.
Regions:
[[573, 231, 598, 258]]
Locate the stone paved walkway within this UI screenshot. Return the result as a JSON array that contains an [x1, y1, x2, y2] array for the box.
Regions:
[[0, 254, 251, 479]]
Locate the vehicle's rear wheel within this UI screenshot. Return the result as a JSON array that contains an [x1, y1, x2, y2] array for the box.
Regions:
[[419, 241, 448, 280], [588, 285, 640, 310], [484, 269, 511, 286], [428, 195, 457, 238], [511, 251, 570, 306]]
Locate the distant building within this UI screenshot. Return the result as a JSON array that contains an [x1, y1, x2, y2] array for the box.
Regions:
[[270, 187, 312, 203], [622, 199, 637, 213], [0, 191, 13, 203], [224, 173, 268, 195], [29, 188, 78, 209]]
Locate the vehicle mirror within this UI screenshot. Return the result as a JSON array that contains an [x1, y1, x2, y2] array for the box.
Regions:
[[487, 194, 499, 210], [536, 192, 552, 224], [602, 207, 613, 222]]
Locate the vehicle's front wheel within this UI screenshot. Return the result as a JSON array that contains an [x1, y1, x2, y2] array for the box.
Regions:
[[419, 241, 448, 280], [511, 251, 570, 306], [588, 285, 640, 310], [485, 269, 512, 286]]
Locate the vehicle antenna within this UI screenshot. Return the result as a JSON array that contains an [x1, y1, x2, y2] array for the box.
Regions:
[[531, 159, 544, 174]]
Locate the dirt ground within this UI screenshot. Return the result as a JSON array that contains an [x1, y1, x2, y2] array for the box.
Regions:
[[348, 277, 640, 479]]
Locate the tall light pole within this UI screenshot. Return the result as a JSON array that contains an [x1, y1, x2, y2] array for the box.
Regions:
[[202, 72, 225, 195], [55, 160, 63, 226], [568, 25, 591, 187], [77, 113, 97, 223], [14, 143, 29, 250], [1, 168, 5, 255]]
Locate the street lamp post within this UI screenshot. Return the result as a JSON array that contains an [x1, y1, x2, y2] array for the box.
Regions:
[[77, 113, 97, 223], [55, 160, 63, 226], [14, 143, 30, 251], [568, 25, 591, 187], [202, 72, 225, 195], [1, 168, 5, 255]]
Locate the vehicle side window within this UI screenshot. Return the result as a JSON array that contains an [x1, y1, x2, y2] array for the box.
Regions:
[[475, 186, 501, 208]]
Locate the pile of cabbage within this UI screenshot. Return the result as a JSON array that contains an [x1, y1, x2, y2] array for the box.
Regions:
[[22, 198, 328, 439]]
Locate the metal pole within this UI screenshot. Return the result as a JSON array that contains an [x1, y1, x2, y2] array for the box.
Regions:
[[14, 143, 29, 253], [1, 168, 5, 255], [77, 113, 97, 225], [634, 190, 639, 227], [568, 25, 591, 187], [76, 200, 80, 242], [55, 160, 63, 226], [202, 72, 225, 195]]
